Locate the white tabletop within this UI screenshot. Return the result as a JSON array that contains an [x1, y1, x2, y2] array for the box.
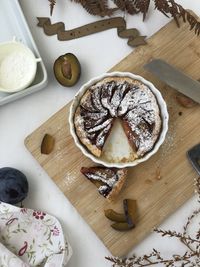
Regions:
[[0, 0, 199, 266]]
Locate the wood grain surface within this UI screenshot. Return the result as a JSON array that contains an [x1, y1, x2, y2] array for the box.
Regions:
[[25, 16, 200, 256]]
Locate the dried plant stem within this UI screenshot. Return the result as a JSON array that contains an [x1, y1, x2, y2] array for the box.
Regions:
[[49, 0, 56, 16], [155, 228, 200, 244], [48, 0, 200, 36], [106, 251, 199, 266]]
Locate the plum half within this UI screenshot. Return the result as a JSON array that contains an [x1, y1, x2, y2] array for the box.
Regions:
[[53, 53, 81, 87]]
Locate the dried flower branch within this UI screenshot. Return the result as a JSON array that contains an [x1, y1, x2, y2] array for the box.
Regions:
[[49, 0, 56, 16], [113, 0, 138, 15], [106, 176, 200, 266], [72, 0, 117, 17], [106, 251, 199, 266], [134, 0, 151, 20], [154, 0, 200, 35], [48, 0, 200, 35]]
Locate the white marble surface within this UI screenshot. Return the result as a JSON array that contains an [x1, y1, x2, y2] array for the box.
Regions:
[[0, 0, 199, 266]]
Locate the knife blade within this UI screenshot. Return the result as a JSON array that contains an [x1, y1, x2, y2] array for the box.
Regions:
[[187, 144, 200, 175], [144, 59, 200, 104]]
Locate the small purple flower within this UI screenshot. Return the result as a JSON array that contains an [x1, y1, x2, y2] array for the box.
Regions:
[[33, 211, 46, 220], [51, 225, 60, 236]]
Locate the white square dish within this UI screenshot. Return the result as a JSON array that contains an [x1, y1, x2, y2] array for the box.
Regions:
[[0, 0, 47, 106]]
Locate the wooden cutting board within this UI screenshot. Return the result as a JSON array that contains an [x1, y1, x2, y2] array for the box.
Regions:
[[25, 16, 200, 257]]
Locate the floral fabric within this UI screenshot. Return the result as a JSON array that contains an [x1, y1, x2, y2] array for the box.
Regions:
[[0, 202, 72, 267]]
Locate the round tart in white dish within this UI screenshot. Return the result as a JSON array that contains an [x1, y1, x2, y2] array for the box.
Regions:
[[0, 40, 40, 93], [69, 72, 169, 168]]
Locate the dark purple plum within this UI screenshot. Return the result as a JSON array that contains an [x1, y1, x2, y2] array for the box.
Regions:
[[0, 167, 28, 204]]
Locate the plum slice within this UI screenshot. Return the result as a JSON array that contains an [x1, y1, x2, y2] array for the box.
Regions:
[[104, 209, 126, 222]]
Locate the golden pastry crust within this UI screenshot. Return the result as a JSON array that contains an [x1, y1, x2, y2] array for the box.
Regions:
[[106, 168, 127, 202]]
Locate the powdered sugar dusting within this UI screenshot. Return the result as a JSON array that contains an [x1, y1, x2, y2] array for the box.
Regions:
[[82, 168, 122, 198], [96, 123, 113, 148], [98, 185, 110, 196], [85, 170, 118, 187], [123, 86, 161, 156], [74, 76, 162, 161], [87, 118, 113, 133]]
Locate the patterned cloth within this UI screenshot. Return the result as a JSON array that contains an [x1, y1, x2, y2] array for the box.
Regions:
[[0, 202, 72, 267]]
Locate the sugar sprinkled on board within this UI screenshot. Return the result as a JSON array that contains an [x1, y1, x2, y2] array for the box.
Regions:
[[62, 170, 79, 190], [160, 129, 176, 158]]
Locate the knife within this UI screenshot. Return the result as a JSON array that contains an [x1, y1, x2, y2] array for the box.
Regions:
[[187, 143, 200, 175], [144, 59, 200, 104]]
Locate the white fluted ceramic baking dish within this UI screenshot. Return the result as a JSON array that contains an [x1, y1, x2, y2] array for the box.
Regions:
[[69, 72, 169, 168]]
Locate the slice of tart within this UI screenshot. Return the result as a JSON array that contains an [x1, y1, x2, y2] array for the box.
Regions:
[[80, 166, 127, 201]]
